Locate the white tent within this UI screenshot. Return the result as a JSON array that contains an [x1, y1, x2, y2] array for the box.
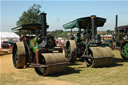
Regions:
[[0, 32, 20, 48]]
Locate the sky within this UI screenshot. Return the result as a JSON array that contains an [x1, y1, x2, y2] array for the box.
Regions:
[[1, 0, 128, 32]]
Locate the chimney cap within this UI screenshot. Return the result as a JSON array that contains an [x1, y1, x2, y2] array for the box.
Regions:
[[40, 12, 46, 15]]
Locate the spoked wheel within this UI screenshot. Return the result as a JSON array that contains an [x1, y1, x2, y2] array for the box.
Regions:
[[13, 46, 18, 67], [120, 41, 128, 59], [65, 40, 76, 62], [84, 47, 113, 67], [35, 67, 46, 76], [12, 42, 26, 68], [34, 56, 46, 76], [84, 50, 94, 67], [65, 43, 72, 61]]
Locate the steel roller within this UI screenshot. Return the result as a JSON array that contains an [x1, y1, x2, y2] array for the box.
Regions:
[[87, 47, 114, 67], [35, 53, 68, 76]]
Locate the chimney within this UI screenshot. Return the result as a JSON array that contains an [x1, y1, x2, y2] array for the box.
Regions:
[[40, 12, 47, 38]]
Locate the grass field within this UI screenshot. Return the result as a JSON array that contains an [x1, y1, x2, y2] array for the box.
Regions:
[[0, 50, 128, 85]]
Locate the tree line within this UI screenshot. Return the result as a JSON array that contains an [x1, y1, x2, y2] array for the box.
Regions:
[[16, 4, 113, 38]]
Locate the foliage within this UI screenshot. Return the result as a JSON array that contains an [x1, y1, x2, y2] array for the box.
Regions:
[[106, 30, 113, 35], [16, 4, 41, 26], [48, 30, 77, 39]]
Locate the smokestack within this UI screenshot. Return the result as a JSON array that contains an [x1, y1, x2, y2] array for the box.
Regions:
[[40, 12, 47, 38], [91, 15, 97, 39], [115, 15, 118, 30], [38, 12, 48, 48], [115, 15, 118, 40]]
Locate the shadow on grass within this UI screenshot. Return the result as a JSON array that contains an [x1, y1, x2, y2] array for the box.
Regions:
[[44, 58, 128, 77], [48, 66, 82, 77], [114, 57, 128, 63], [96, 58, 127, 68], [79, 58, 127, 68], [111, 57, 128, 67], [0, 53, 11, 56], [68, 62, 82, 66], [0, 54, 6, 56]]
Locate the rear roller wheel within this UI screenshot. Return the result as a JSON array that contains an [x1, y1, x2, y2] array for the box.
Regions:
[[65, 40, 76, 62], [12, 42, 26, 68], [120, 41, 128, 59]]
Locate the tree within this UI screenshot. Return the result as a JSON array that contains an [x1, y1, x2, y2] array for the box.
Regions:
[[106, 30, 113, 35], [16, 4, 41, 26]]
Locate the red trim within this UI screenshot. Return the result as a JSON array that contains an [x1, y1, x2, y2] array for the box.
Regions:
[[36, 49, 39, 64], [0, 48, 3, 53], [9, 45, 13, 50]]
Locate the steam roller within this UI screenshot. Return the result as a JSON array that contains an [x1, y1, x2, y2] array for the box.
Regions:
[[120, 40, 128, 59], [63, 15, 114, 67], [112, 15, 128, 60], [12, 12, 68, 76]]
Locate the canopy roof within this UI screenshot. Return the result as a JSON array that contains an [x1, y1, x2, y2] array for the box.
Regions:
[[117, 25, 128, 31], [12, 24, 41, 31], [63, 16, 106, 29]]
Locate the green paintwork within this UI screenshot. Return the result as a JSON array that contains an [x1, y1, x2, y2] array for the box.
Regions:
[[64, 16, 106, 57], [123, 43, 128, 57], [86, 26, 89, 56], [63, 16, 106, 29], [30, 37, 38, 53]]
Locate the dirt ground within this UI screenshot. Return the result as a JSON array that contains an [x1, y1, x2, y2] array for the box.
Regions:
[[0, 54, 19, 74], [0, 51, 128, 85], [0, 54, 79, 85]]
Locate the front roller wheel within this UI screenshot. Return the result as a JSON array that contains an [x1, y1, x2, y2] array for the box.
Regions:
[[34, 56, 46, 76], [84, 47, 114, 67], [35, 67, 46, 76], [34, 53, 68, 76], [84, 49, 94, 67], [120, 40, 128, 59], [12, 42, 26, 68]]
